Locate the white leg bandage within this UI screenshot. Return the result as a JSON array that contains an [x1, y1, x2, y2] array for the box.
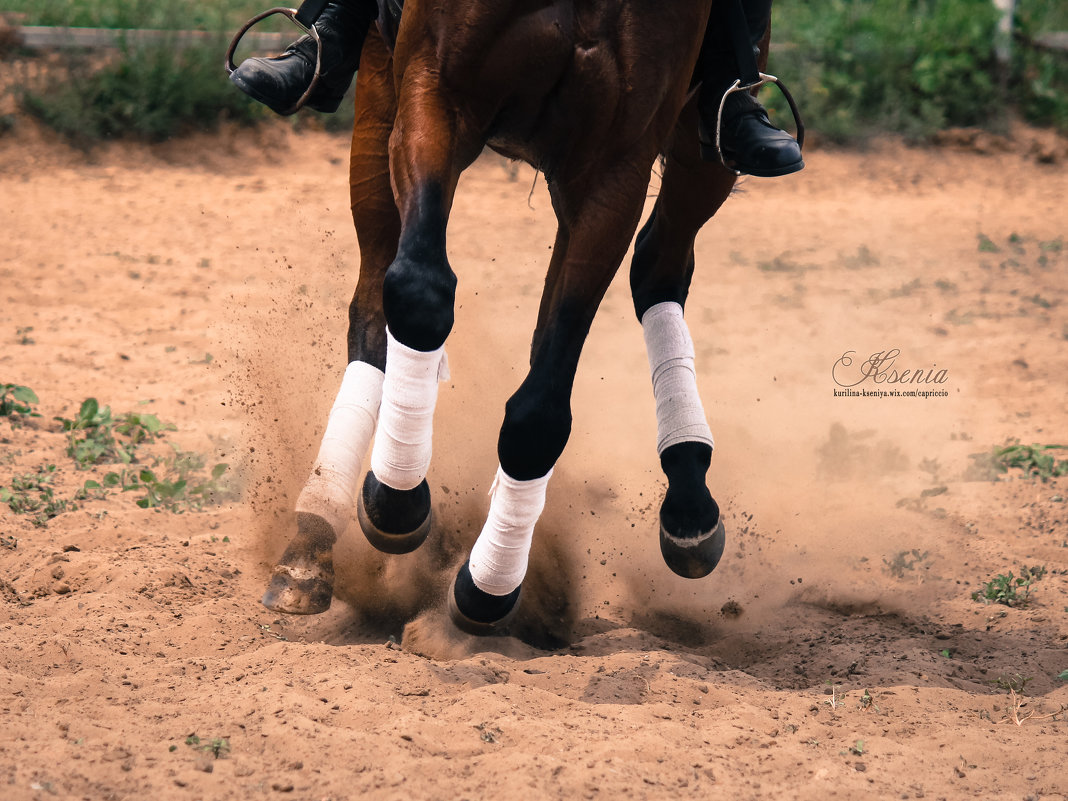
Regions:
[[468, 465, 553, 596], [641, 301, 714, 455], [370, 328, 449, 491], [295, 360, 385, 536]]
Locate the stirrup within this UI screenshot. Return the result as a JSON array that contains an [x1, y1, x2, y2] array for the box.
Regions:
[[713, 74, 805, 176], [225, 7, 324, 115]]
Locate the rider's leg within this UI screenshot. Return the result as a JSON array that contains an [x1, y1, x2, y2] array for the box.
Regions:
[[697, 0, 803, 176], [230, 0, 378, 115]]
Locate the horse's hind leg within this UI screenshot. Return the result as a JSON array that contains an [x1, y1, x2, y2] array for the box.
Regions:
[[449, 166, 652, 633], [629, 100, 738, 579], [262, 33, 399, 614]]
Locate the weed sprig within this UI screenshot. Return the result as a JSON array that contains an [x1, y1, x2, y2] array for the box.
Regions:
[[0, 384, 41, 424], [972, 565, 1047, 607], [993, 443, 1068, 480], [3, 389, 233, 526], [0, 465, 74, 527], [56, 398, 172, 469]]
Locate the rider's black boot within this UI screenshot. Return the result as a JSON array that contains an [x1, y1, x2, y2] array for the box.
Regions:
[[230, 0, 378, 116], [697, 0, 803, 176]]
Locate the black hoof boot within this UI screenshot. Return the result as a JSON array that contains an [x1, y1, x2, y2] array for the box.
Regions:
[[448, 561, 521, 636], [660, 518, 726, 579], [658, 442, 726, 579], [699, 92, 803, 177], [357, 472, 432, 555], [229, 0, 377, 115]]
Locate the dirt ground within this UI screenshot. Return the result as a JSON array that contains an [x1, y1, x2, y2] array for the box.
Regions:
[[1, 116, 1066, 801]]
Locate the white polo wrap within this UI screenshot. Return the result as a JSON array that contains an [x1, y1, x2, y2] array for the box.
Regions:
[[295, 360, 384, 535], [468, 465, 553, 596], [370, 327, 449, 491], [641, 301, 714, 455]]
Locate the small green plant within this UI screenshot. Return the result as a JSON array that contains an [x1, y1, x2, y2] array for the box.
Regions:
[[184, 734, 231, 759], [972, 565, 1047, 607], [114, 449, 232, 512], [56, 399, 171, 469], [16, 326, 35, 345], [0, 384, 40, 422], [991, 443, 1068, 480], [859, 689, 881, 713], [0, 465, 74, 527]]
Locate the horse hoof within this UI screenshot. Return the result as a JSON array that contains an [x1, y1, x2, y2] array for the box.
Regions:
[[262, 562, 334, 614], [660, 518, 726, 579], [357, 471, 432, 554], [447, 561, 521, 636]]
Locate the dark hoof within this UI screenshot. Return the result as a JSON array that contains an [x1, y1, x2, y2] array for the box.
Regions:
[[261, 512, 336, 614], [357, 472, 432, 555], [262, 562, 334, 614], [447, 561, 521, 636], [660, 518, 726, 579]]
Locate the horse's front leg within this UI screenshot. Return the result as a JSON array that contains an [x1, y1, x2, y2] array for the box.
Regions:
[[448, 167, 651, 634], [629, 100, 737, 578], [262, 33, 398, 614], [354, 54, 482, 554]]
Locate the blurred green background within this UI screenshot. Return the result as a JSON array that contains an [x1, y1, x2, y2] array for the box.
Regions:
[[0, 0, 1065, 144]]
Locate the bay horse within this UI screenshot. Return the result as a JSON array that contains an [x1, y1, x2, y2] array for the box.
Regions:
[[260, 0, 773, 635]]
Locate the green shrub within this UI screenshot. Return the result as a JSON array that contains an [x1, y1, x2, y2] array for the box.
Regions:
[[5, 0, 1066, 143], [19, 33, 266, 144], [767, 0, 1003, 141], [1014, 1, 1068, 130], [0, 1, 269, 30]]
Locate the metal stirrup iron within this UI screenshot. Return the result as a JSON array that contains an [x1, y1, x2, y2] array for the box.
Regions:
[[714, 0, 805, 175], [225, 0, 331, 115]]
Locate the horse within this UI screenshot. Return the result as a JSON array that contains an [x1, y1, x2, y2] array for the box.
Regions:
[[258, 0, 773, 635]]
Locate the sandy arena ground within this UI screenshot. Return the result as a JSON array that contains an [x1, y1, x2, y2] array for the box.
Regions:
[[1, 117, 1066, 801]]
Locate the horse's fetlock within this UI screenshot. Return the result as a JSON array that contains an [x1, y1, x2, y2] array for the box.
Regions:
[[383, 258, 456, 350], [498, 394, 571, 480]]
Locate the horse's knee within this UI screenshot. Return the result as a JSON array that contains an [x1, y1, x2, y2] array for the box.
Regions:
[[382, 256, 456, 351], [498, 388, 571, 481], [629, 209, 696, 321]]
